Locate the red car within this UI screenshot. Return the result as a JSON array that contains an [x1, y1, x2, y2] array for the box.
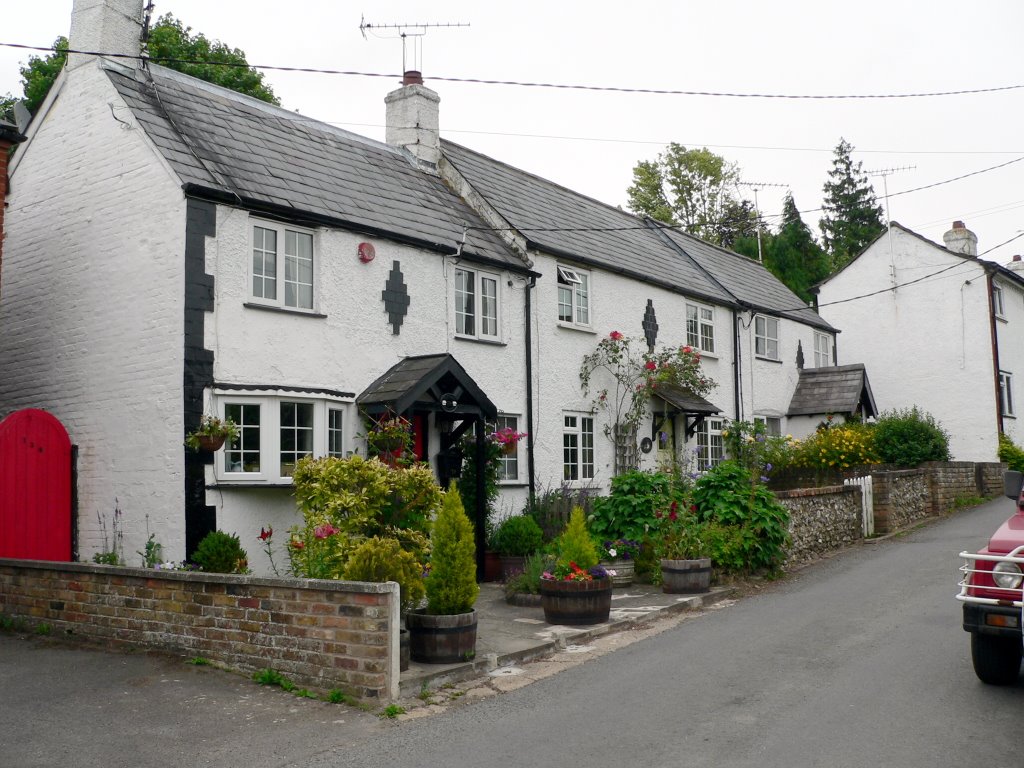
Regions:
[[958, 470, 1024, 684]]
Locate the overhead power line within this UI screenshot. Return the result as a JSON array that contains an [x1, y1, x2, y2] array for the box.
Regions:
[[3, 41, 1024, 100]]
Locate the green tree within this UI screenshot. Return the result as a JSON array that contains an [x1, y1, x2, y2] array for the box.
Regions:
[[627, 143, 752, 246], [819, 138, 885, 271], [8, 16, 276, 116]]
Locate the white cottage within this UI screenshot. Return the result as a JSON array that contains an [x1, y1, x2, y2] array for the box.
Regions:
[[0, 0, 858, 573], [816, 221, 1024, 461]]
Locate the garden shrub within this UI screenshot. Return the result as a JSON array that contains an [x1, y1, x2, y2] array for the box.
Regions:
[[872, 407, 950, 466], [589, 470, 686, 542], [192, 530, 249, 574], [692, 461, 790, 572], [425, 488, 478, 615], [792, 423, 878, 471], [491, 515, 544, 556], [554, 507, 600, 572], [343, 536, 425, 612], [998, 433, 1024, 473], [504, 553, 552, 597], [525, 483, 599, 543]]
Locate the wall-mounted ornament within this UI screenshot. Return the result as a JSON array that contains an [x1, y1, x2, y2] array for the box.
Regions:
[[358, 242, 376, 263], [639, 437, 654, 454], [382, 260, 410, 334], [642, 299, 659, 352]]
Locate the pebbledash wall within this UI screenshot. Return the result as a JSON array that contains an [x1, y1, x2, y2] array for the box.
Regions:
[[0, 561, 400, 700]]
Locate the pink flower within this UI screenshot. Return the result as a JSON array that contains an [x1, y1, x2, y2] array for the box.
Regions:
[[682, 346, 693, 354], [314, 524, 338, 540], [609, 330, 623, 341]]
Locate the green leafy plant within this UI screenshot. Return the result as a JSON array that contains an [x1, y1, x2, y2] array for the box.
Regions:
[[457, 433, 503, 533], [185, 415, 238, 451], [326, 689, 353, 705], [380, 704, 406, 719], [792, 422, 878, 471], [343, 536, 425, 612], [504, 553, 552, 597], [692, 461, 790, 572], [92, 501, 124, 565], [589, 470, 686, 542], [998, 433, 1024, 473], [187, 657, 211, 666], [872, 407, 950, 466], [491, 515, 543, 557], [34, 622, 52, 636], [137, 515, 163, 568], [424, 487, 478, 615], [192, 530, 249, 574]]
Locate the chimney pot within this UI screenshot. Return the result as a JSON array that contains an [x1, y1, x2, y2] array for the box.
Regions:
[[1014, 255, 1022, 262], [402, 70, 424, 86], [952, 220, 965, 229]]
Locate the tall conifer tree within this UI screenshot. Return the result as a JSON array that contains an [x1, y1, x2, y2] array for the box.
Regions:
[[819, 138, 885, 270]]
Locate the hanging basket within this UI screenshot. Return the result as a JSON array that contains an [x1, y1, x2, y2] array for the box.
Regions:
[[196, 434, 226, 452], [500, 441, 517, 456]]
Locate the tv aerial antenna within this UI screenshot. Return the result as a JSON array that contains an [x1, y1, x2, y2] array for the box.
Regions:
[[359, 17, 470, 75], [865, 165, 916, 290], [737, 181, 788, 264]]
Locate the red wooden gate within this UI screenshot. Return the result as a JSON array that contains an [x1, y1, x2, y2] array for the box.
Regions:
[[0, 409, 73, 561]]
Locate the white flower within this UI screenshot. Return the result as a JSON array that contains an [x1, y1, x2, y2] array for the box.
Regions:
[[607, 548, 617, 558]]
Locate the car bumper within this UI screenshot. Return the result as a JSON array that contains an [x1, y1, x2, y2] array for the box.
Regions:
[[963, 603, 1024, 639]]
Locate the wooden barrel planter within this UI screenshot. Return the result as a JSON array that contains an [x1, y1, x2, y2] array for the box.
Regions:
[[540, 577, 612, 625], [660, 558, 711, 594], [601, 559, 635, 589], [405, 609, 477, 664]]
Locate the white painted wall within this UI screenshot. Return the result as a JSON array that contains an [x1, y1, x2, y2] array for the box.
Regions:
[[818, 227, 999, 461], [994, 271, 1024, 449], [0, 61, 188, 562]]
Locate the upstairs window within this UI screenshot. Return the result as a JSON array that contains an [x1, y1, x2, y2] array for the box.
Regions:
[[814, 332, 833, 368], [455, 267, 500, 340], [755, 316, 779, 360], [251, 221, 314, 311], [993, 285, 1006, 319], [557, 265, 590, 327], [1000, 371, 1015, 417], [686, 303, 715, 353]]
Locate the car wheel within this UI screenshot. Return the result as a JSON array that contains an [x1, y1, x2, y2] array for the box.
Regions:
[[971, 632, 1023, 685]]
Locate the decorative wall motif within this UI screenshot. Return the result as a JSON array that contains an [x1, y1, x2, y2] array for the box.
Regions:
[[642, 299, 659, 352], [382, 260, 411, 334]]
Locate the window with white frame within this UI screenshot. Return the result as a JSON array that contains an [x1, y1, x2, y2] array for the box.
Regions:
[[686, 303, 715, 353], [251, 221, 314, 311], [754, 315, 779, 360], [455, 267, 500, 340], [695, 417, 724, 470], [754, 416, 782, 436], [557, 265, 590, 327], [220, 396, 351, 483], [495, 414, 522, 482], [814, 332, 833, 368], [563, 413, 594, 481], [1000, 371, 1015, 417], [993, 285, 1006, 318]]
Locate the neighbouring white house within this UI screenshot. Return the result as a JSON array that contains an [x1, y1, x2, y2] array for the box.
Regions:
[[816, 220, 1024, 461], [0, 0, 864, 574]]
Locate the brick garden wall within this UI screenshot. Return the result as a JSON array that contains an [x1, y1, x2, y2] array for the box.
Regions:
[[0, 560, 399, 700]]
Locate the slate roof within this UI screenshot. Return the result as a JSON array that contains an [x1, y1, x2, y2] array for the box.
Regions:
[[442, 140, 835, 331], [651, 383, 722, 415], [787, 364, 877, 417], [104, 63, 521, 269], [356, 354, 497, 418]]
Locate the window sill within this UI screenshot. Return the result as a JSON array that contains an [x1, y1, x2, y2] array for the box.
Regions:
[[208, 481, 295, 488], [754, 356, 782, 365], [498, 480, 529, 487], [454, 334, 507, 347], [556, 321, 597, 334], [996, 314, 1008, 323], [244, 302, 327, 319]]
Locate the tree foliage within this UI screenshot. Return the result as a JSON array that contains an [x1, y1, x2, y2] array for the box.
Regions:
[[819, 138, 885, 271], [626, 143, 756, 246], [5, 15, 277, 118]]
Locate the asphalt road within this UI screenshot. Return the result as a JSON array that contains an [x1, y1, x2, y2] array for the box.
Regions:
[[3, 497, 1022, 768]]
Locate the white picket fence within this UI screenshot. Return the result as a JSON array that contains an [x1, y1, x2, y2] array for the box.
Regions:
[[844, 475, 875, 537]]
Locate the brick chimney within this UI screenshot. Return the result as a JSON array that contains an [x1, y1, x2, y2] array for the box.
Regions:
[[384, 71, 441, 168], [0, 120, 27, 293], [942, 220, 978, 257], [68, 0, 146, 71], [1008, 254, 1024, 274]]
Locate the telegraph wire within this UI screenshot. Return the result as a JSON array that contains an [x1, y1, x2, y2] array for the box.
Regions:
[[3, 41, 1024, 100]]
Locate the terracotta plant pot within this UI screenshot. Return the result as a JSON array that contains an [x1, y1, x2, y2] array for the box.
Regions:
[[483, 550, 503, 582], [539, 577, 612, 625], [660, 557, 711, 594], [406, 609, 477, 664]]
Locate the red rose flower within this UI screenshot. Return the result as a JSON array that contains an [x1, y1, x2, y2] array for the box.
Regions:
[[259, 526, 272, 542], [644, 361, 657, 371], [609, 330, 624, 340]]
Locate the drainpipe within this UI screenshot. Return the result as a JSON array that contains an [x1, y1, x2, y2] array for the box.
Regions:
[[986, 271, 1004, 436], [733, 310, 743, 421], [524, 275, 537, 502]]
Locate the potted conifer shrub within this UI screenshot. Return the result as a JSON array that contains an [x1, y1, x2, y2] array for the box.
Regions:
[[406, 487, 480, 663], [491, 513, 544, 580], [539, 507, 612, 625]]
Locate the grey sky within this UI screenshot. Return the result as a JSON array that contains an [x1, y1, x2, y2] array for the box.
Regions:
[[5, 0, 1023, 262]]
